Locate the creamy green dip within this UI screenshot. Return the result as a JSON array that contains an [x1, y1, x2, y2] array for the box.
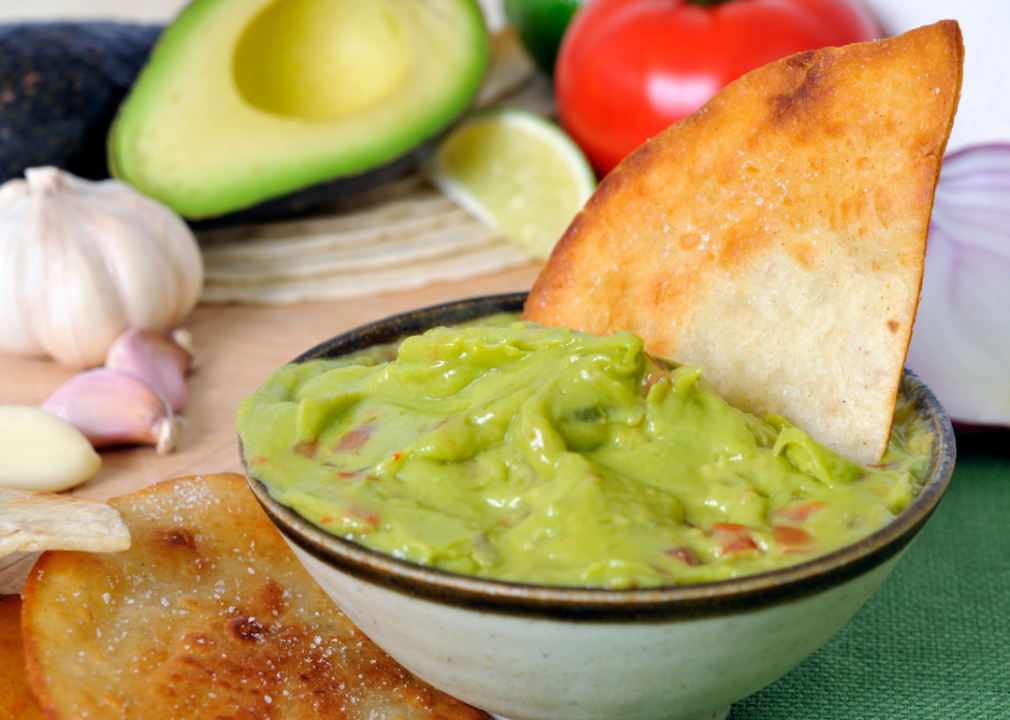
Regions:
[[238, 322, 932, 589]]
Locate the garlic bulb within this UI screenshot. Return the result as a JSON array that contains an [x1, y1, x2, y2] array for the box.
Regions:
[[0, 167, 204, 368]]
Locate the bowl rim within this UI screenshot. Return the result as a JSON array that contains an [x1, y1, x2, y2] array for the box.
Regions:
[[244, 292, 956, 622]]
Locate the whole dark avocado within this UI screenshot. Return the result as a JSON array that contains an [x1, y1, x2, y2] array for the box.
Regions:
[[0, 23, 161, 183], [109, 0, 489, 226]]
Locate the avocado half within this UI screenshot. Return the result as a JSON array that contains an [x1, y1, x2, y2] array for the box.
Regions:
[[109, 0, 488, 222]]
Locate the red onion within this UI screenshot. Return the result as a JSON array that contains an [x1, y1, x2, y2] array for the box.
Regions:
[[906, 144, 1010, 426]]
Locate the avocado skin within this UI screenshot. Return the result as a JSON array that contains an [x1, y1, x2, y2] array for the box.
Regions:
[[0, 22, 161, 183]]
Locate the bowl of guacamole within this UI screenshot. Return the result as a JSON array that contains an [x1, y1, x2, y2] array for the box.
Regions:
[[238, 293, 955, 720]]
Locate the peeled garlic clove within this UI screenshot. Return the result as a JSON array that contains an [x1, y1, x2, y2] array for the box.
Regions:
[[41, 369, 179, 454], [105, 329, 194, 413], [0, 406, 102, 492]]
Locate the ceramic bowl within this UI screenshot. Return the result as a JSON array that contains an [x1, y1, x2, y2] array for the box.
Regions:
[[244, 292, 956, 720]]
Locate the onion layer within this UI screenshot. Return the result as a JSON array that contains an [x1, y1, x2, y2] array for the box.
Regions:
[[906, 144, 1010, 426]]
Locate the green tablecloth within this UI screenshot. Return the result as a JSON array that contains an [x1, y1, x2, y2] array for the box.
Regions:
[[732, 452, 1010, 720]]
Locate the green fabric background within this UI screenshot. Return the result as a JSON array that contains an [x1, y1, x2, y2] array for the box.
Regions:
[[731, 452, 1010, 720]]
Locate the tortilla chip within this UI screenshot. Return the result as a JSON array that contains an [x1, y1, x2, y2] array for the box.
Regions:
[[0, 595, 44, 720], [0, 552, 41, 595], [21, 473, 488, 720], [524, 21, 962, 465], [0, 487, 131, 556]]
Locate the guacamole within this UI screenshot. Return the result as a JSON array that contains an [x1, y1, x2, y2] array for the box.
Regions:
[[238, 322, 932, 589]]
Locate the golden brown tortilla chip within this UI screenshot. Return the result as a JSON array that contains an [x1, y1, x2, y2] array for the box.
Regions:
[[0, 595, 44, 720], [21, 473, 487, 720], [524, 21, 962, 465], [0, 487, 131, 556]]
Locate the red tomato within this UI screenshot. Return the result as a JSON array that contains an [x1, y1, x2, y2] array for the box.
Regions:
[[712, 522, 760, 555], [334, 423, 375, 452], [772, 525, 817, 553], [555, 0, 880, 174], [771, 500, 827, 524]]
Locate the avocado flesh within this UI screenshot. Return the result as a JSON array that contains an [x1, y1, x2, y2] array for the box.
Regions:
[[109, 0, 488, 220]]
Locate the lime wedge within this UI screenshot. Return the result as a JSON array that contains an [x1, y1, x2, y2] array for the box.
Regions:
[[428, 109, 596, 260]]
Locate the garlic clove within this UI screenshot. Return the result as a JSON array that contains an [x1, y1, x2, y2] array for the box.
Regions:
[[171, 328, 200, 370], [0, 406, 102, 492], [40, 369, 179, 455], [105, 329, 195, 413]]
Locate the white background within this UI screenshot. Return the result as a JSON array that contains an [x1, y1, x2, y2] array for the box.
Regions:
[[0, 0, 1003, 150]]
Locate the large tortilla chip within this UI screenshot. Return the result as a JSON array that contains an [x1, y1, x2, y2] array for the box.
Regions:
[[21, 473, 488, 720], [0, 487, 130, 556], [524, 21, 963, 465], [0, 595, 44, 720]]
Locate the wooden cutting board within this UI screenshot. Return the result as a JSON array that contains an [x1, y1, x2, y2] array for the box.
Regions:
[[0, 265, 541, 505]]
